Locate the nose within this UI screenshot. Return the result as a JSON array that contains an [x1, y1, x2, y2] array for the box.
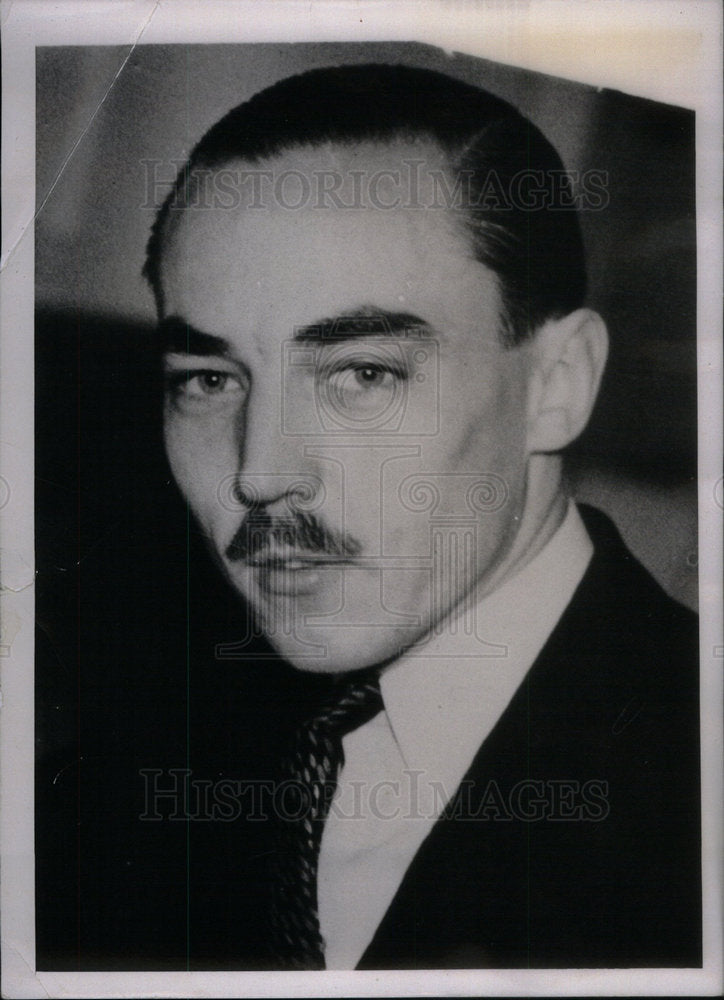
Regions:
[[233, 383, 320, 514]]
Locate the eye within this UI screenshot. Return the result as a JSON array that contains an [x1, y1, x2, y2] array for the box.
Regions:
[[319, 352, 407, 422], [351, 364, 392, 388], [164, 367, 245, 404], [188, 371, 235, 396], [325, 362, 399, 400]]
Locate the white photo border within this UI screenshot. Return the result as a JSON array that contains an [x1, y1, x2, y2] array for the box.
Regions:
[[1, 1, 721, 996]]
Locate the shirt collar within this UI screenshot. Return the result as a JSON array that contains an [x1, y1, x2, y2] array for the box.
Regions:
[[379, 501, 593, 797]]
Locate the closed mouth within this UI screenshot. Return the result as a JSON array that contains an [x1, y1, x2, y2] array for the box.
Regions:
[[244, 550, 352, 569]]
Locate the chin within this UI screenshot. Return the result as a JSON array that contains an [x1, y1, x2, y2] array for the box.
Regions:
[[267, 625, 420, 675]]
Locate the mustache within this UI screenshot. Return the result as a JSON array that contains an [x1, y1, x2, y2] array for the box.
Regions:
[[225, 507, 362, 562]]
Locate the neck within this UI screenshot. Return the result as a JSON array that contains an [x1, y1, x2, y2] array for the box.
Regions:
[[396, 456, 570, 664], [474, 454, 569, 602]]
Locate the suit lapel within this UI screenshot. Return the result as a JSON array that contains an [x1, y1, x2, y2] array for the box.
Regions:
[[357, 506, 659, 969]]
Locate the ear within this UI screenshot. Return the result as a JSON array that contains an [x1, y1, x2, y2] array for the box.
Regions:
[[526, 309, 609, 454]]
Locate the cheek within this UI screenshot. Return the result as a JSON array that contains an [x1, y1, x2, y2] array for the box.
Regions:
[[163, 412, 238, 515], [443, 359, 529, 472], [438, 415, 521, 489], [430, 368, 530, 539]]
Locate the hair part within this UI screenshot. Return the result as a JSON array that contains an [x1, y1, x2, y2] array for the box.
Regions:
[[144, 63, 586, 345]]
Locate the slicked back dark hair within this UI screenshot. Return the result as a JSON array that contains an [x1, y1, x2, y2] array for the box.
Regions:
[[144, 63, 586, 344]]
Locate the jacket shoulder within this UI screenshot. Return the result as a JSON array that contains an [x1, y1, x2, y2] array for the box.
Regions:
[[573, 503, 698, 694]]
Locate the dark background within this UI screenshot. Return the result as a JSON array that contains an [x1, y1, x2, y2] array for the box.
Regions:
[[35, 43, 697, 969]]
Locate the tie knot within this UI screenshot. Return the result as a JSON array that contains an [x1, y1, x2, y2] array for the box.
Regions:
[[313, 671, 384, 740]]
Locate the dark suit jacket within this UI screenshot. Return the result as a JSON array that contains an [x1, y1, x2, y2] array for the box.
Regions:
[[36, 505, 701, 970], [357, 504, 701, 968]]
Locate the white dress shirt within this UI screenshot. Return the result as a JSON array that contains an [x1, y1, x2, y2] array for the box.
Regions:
[[317, 501, 593, 969]]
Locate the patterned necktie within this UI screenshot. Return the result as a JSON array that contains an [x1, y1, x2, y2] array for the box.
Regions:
[[269, 671, 384, 969]]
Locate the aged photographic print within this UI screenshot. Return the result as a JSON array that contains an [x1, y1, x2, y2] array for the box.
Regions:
[[34, 38, 701, 968], [1, 2, 722, 997]]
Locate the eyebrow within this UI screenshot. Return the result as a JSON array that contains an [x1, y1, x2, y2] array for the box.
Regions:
[[158, 307, 435, 356], [159, 316, 232, 357], [294, 307, 434, 342]]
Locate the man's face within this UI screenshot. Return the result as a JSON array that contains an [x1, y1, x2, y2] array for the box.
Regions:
[[160, 143, 535, 672]]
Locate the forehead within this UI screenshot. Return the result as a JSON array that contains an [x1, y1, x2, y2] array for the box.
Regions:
[[160, 141, 503, 350]]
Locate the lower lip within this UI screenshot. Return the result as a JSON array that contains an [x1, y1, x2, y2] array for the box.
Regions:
[[247, 560, 349, 596]]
